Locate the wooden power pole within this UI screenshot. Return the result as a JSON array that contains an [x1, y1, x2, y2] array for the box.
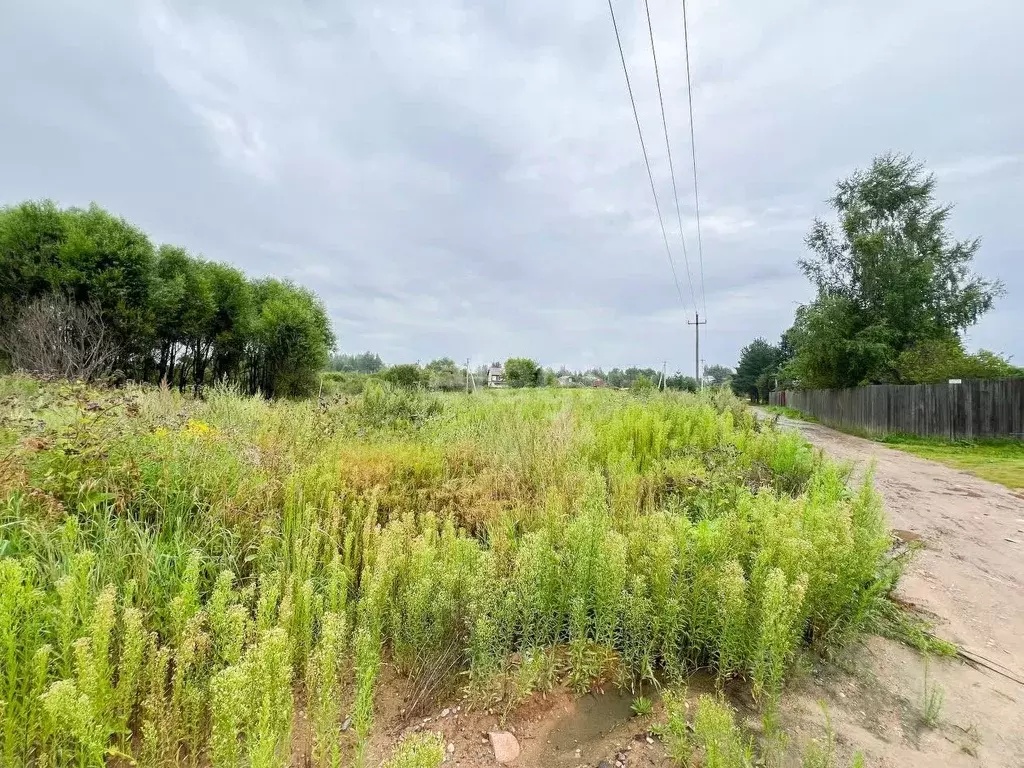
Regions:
[[687, 312, 707, 388]]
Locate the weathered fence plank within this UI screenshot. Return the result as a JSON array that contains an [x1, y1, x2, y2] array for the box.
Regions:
[[768, 378, 1024, 439]]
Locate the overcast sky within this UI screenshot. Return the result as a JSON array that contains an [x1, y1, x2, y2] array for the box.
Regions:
[[2, 0, 1021, 373]]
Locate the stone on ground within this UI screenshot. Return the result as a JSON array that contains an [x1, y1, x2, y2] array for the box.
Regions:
[[488, 731, 521, 764]]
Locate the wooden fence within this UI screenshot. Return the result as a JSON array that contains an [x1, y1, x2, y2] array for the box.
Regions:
[[769, 378, 1024, 440]]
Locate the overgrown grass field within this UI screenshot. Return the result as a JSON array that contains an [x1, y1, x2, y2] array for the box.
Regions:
[[0, 377, 893, 767]]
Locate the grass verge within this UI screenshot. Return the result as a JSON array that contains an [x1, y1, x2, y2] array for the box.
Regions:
[[880, 434, 1024, 489], [763, 402, 1024, 490], [762, 405, 818, 423]]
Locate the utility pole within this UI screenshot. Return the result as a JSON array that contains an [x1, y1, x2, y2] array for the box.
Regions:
[[687, 312, 707, 389], [465, 358, 471, 394], [660, 360, 667, 391]]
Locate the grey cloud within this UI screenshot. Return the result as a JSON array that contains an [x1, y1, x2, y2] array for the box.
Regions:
[[1, 0, 1020, 371]]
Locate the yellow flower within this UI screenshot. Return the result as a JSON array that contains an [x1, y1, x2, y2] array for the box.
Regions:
[[184, 419, 215, 436], [153, 427, 169, 438]]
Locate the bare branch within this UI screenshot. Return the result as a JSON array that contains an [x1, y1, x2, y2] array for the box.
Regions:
[[0, 294, 120, 381]]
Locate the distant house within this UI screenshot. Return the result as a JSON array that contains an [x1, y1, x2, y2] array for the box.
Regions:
[[487, 365, 505, 388], [557, 375, 575, 387]]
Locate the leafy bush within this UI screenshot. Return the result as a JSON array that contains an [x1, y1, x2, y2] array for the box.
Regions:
[[351, 380, 444, 429], [381, 364, 426, 388], [896, 337, 1022, 383], [631, 374, 655, 394], [321, 370, 374, 396]]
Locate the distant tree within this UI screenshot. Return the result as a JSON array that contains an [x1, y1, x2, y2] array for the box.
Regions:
[[425, 357, 457, 373], [789, 154, 1003, 388], [630, 374, 655, 394], [665, 373, 698, 392], [60, 204, 157, 363], [381, 363, 425, 389], [702, 364, 733, 387], [733, 338, 784, 402], [504, 357, 541, 388], [329, 351, 384, 374], [424, 358, 463, 391]]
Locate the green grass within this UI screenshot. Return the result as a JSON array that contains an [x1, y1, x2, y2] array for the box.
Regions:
[[880, 434, 1024, 489], [762, 400, 1024, 490], [762, 405, 818, 423], [655, 692, 864, 768], [0, 376, 895, 766]]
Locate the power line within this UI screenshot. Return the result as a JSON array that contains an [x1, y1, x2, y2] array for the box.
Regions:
[[642, 0, 698, 313], [681, 0, 707, 319], [605, 0, 688, 315]]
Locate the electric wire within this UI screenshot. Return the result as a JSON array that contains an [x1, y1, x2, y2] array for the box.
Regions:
[[642, 0, 698, 312], [606, 0, 688, 314]]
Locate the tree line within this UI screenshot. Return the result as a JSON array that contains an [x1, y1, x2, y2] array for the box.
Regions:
[[0, 200, 334, 397], [733, 154, 1019, 402], [324, 354, 735, 394]]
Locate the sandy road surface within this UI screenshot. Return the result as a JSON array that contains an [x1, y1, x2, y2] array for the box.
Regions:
[[761, 410, 1024, 766]]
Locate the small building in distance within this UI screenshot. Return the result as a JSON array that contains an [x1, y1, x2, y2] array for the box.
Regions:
[[487, 364, 505, 388]]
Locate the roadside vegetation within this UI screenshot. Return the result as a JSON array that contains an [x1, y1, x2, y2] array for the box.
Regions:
[[0, 377, 895, 767], [762, 405, 817, 423], [879, 434, 1024, 490], [762, 403, 1024, 491]]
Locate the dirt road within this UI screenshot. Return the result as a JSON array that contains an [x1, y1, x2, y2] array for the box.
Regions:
[[763, 410, 1024, 766]]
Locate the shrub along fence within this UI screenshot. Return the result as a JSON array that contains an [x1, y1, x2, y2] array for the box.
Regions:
[[770, 378, 1024, 440]]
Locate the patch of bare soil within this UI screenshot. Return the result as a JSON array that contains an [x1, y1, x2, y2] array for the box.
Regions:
[[760, 411, 1024, 767], [364, 671, 684, 768]]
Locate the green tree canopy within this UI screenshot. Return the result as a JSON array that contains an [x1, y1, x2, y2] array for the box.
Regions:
[[895, 338, 1022, 384], [703, 364, 733, 387], [250, 279, 335, 398], [789, 154, 1003, 388], [0, 200, 335, 397], [732, 338, 784, 402], [329, 352, 384, 374], [504, 357, 541, 388], [0, 201, 157, 361], [424, 358, 464, 391], [425, 357, 457, 373], [665, 373, 698, 392]]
